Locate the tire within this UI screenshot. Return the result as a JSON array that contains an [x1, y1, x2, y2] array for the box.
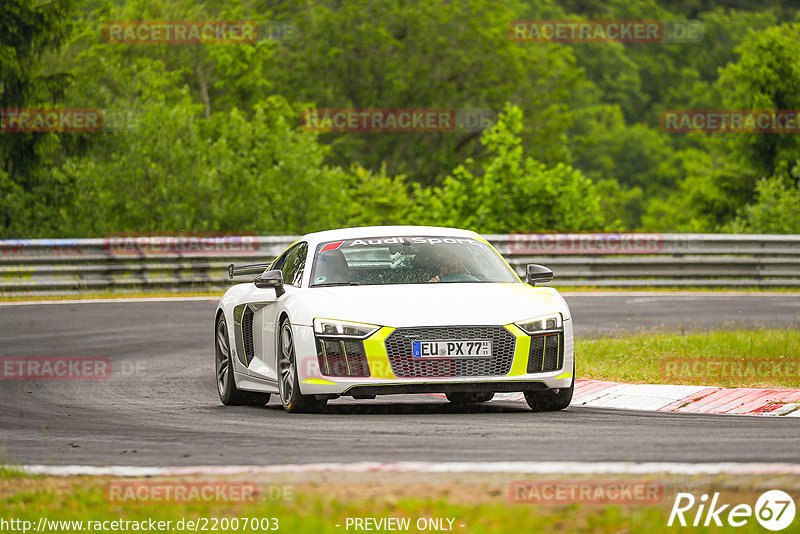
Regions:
[[215, 314, 270, 406], [524, 362, 574, 412], [445, 392, 495, 404], [278, 318, 327, 413]]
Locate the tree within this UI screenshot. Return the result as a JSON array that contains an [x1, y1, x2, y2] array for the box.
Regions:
[[45, 95, 423, 237], [717, 23, 800, 178], [0, 0, 75, 231], [725, 171, 800, 233], [267, 0, 585, 185], [639, 143, 756, 232], [420, 104, 606, 233]]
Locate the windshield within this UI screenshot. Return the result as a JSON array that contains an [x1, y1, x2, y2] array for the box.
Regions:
[[309, 236, 518, 286]]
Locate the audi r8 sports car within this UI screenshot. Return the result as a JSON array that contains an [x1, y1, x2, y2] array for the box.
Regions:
[[215, 226, 574, 413]]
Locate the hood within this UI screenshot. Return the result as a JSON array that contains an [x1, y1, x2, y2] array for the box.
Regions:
[[292, 283, 570, 328]]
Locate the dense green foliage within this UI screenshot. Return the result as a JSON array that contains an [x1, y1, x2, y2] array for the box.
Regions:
[[2, 0, 800, 237]]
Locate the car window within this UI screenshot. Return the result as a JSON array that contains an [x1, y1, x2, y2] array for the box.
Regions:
[[280, 242, 308, 287], [270, 249, 289, 273], [310, 236, 517, 286]]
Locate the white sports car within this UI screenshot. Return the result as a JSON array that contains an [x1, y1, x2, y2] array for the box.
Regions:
[[215, 226, 574, 413]]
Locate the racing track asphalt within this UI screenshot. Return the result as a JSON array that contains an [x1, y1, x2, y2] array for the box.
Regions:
[[1, 293, 799, 467]]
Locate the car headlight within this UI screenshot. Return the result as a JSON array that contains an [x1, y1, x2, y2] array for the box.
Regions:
[[515, 313, 563, 334], [313, 318, 380, 338]]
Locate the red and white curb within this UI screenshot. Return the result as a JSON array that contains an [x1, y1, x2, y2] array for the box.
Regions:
[[490, 380, 800, 416], [13, 461, 800, 477]]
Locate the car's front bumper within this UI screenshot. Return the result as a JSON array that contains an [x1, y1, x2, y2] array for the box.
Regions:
[[293, 319, 575, 396]]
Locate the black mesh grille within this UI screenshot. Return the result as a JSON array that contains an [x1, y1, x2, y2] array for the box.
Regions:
[[317, 338, 370, 377], [242, 307, 255, 365], [384, 326, 516, 378], [527, 333, 563, 373]]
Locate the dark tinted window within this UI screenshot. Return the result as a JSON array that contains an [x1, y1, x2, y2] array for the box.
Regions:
[[271, 249, 289, 273], [310, 236, 517, 286], [280, 242, 308, 287]]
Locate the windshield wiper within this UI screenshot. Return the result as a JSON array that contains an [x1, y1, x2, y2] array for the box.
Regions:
[[311, 282, 362, 287]]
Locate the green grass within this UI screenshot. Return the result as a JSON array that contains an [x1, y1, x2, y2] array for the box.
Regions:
[[2, 286, 799, 302], [0, 473, 783, 534], [0, 290, 224, 302], [0, 466, 30, 479], [577, 329, 800, 389], [556, 286, 800, 293]]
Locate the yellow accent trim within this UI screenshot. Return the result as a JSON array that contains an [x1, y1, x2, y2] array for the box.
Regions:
[[363, 326, 397, 379], [555, 371, 573, 380], [302, 378, 337, 386], [505, 323, 531, 377]]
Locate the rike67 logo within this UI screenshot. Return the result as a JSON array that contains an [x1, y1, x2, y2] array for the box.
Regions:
[[669, 490, 796, 531]]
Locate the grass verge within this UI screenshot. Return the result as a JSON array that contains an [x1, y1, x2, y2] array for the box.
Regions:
[[576, 329, 800, 389], [2, 286, 799, 302], [1, 471, 796, 533], [556, 286, 800, 293], [0, 290, 223, 302]]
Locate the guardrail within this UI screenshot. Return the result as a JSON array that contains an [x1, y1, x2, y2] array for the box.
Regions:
[[1, 233, 798, 296]]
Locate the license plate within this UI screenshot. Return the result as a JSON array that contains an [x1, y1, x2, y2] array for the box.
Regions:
[[412, 340, 491, 358]]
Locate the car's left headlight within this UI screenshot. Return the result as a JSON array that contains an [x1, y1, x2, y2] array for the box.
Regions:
[[515, 313, 563, 334], [517, 313, 566, 374], [313, 318, 380, 339]]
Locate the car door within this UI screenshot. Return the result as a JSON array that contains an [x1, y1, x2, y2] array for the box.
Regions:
[[247, 242, 308, 383]]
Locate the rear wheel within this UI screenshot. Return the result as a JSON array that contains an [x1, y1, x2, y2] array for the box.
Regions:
[[215, 315, 270, 406], [524, 362, 574, 412], [445, 392, 495, 404], [278, 319, 327, 413]]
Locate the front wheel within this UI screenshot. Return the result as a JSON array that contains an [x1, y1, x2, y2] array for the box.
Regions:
[[278, 319, 327, 413], [215, 314, 270, 406], [524, 362, 575, 412]]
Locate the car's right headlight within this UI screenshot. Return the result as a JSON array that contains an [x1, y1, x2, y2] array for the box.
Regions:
[[313, 318, 380, 339], [515, 313, 563, 335], [313, 319, 378, 378]]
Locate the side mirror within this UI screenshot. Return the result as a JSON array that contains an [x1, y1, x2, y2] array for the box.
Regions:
[[525, 264, 553, 286], [254, 269, 285, 297]]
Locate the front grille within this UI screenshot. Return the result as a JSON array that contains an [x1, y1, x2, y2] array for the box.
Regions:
[[242, 307, 255, 365], [316, 338, 370, 377], [384, 326, 516, 378], [527, 333, 563, 373]]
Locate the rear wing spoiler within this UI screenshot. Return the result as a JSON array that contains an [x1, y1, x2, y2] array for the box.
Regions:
[[227, 262, 273, 279]]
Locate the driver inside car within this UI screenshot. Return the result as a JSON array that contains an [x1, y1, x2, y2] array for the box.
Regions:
[[314, 249, 353, 284], [413, 246, 479, 283], [428, 254, 467, 282]]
